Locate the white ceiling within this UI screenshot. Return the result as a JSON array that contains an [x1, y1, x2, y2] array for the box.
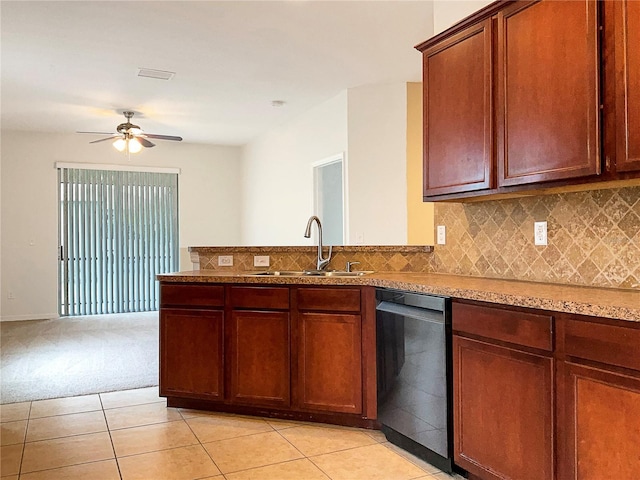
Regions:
[[1, 1, 433, 146]]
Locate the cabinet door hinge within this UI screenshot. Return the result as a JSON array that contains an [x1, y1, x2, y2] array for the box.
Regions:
[[605, 156, 611, 171]]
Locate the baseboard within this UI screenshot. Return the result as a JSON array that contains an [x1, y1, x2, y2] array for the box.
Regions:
[[1, 313, 60, 322]]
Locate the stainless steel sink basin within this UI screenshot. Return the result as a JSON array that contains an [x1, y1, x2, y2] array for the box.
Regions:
[[307, 270, 374, 277], [246, 270, 374, 277], [248, 271, 305, 276]]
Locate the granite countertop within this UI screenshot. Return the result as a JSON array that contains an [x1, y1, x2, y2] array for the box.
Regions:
[[157, 270, 640, 322]]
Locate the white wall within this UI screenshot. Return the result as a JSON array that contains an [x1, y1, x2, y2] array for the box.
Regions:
[[241, 84, 410, 247], [0, 131, 242, 321], [347, 83, 408, 245], [433, 0, 494, 35], [240, 91, 348, 246]]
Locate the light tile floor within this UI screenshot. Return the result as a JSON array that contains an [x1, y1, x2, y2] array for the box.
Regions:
[[0, 387, 462, 480]]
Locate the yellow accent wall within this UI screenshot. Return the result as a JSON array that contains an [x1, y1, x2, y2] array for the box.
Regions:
[[406, 82, 434, 245]]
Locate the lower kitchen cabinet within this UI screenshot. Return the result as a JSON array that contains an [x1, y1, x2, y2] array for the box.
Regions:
[[561, 362, 640, 479], [228, 286, 291, 408], [158, 282, 376, 427], [452, 301, 640, 480], [295, 286, 364, 414], [229, 309, 290, 408], [160, 308, 224, 401], [557, 316, 640, 479], [297, 312, 362, 414], [452, 301, 554, 480]]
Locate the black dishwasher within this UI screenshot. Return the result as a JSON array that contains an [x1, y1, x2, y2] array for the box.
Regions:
[[376, 288, 453, 473]]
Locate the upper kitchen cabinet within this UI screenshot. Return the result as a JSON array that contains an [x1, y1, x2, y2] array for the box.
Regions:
[[417, 0, 608, 201], [497, 0, 600, 187], [611, 0, 640, 173], [421, 19, 493, 196]]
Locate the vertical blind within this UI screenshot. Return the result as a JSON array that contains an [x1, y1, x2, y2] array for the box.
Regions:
[[59, 168, 179, 316]]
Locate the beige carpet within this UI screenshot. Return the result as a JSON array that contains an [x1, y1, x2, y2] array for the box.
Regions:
[[0, 312, 158, 404]]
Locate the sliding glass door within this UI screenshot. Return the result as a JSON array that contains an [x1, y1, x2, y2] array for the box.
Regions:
[[58, 168, 178, 316]]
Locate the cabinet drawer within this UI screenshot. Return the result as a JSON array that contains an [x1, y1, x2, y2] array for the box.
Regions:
[[297, 287, 361, 312], [453, 302, 553, 351], [229, 286, 289, 310], [565, 319, 640, 372], [161, 284, 224, 308]]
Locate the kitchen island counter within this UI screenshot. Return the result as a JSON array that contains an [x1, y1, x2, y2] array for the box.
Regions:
[[158, 270, 640, 322]]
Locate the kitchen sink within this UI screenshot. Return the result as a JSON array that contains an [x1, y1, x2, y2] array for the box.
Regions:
[[307, 270, 374, 277], [248, 270, 306, 276], [247, 270, 373, 277]]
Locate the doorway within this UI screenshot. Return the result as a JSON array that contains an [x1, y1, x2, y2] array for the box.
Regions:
[[58, 167, 179, 316], [313, 153, 346, 245]]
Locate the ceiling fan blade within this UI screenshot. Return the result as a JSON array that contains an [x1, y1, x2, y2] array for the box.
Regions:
[[89, 135, 119, 144], [137, 136, 155, 148], [143, 133, 182, 141], [77, 131, 115, 135]]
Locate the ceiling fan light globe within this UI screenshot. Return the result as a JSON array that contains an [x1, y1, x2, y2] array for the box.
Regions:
[[128, 138, 142, 153], [113, 138, 126, 151]]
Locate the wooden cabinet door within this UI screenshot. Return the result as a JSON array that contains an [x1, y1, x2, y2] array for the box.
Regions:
[[561, 362, 640, 479], [453, 335, 554, 480], [229, 310, 290, 408], [422, 19, 493, 197], [297, 312, 362, 414], [160, 308, 224, 400], [613, 0, 640, 172], [497, 0, 600, 187]]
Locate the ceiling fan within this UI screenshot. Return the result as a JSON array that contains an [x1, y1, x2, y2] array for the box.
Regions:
[[78, 111, 182, 153]]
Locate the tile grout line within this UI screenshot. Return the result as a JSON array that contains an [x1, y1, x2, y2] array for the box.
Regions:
[[271, 422, 306, 460], [17, 400, 33, 478], [106, 418, 196, 459], [16, 458, 124, 477], [179, 407, 225, 478], [99, 393, 124, 480], [304, 455, 335, 480]]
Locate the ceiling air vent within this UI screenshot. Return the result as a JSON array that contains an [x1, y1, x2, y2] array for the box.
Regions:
[[137, 68, 175, 80]]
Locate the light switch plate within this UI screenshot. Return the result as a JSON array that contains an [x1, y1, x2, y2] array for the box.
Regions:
[[534, 221, 548, 246], [254, 255, 270, 267], [437, 225, 446, 245]]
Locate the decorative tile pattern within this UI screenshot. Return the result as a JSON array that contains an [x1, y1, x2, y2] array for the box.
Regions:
[[191, 246, 433, 273], [431, 187, 640, 289], [187, 187, 639, 291]]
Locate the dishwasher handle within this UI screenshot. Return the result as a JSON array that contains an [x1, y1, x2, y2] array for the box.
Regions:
[[376, 301, 446, 325]]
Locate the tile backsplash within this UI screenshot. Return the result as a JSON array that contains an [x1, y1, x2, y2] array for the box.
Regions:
[[430, 186, 640, 289], [191, 246, 433, 273]]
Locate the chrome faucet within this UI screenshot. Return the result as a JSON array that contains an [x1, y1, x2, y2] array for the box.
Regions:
[[345, 261, 360, 272], [304, 215, 332, 271]]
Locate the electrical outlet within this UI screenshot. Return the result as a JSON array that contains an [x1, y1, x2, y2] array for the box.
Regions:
[[254, 255, 270, 267], [437, 225, 446, 245], [8, 291, 15, 300], [534, 221, 548, 246], [218, 255, 233, 267]]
